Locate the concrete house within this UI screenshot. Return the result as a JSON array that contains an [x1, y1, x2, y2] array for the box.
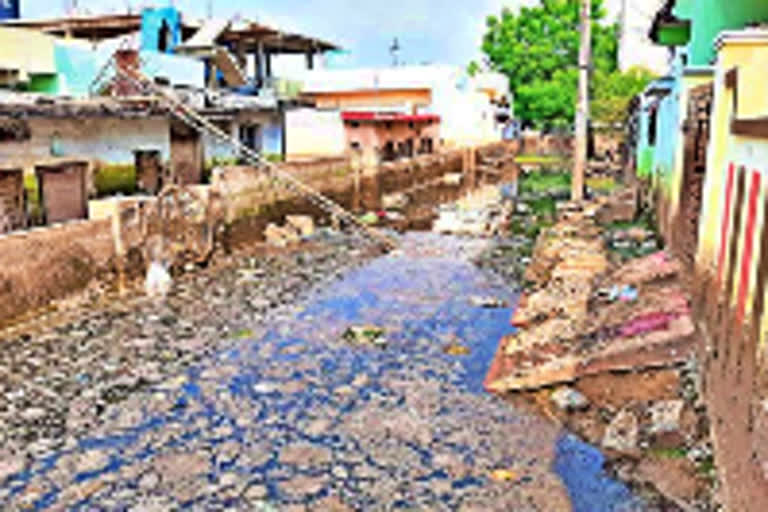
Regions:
[[289, 65, 512, 161], [630, 2, 768, 508], [0, 6, 340, 168]]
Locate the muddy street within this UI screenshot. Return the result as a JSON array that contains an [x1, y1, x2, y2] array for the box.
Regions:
[[0, 231, 648, 511]]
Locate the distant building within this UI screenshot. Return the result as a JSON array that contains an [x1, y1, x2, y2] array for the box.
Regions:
[[0, 7, 340, 166], [289, 65, 511, 161], [618, 0, 670, 75], [0, 0, 19, 21]]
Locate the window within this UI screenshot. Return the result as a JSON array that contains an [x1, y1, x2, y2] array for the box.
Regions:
[[350, 142, 361, 151], [648, 107, 658, 146], [158, 20, 171, 53], [350, 121, 360, 128]]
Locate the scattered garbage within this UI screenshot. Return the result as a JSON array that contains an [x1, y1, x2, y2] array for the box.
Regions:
[[551, 387, 590, 411], [443, 343, 471, 356], [359, 212, 379, 226], [342, 325, 388, 349], [607, 285, 638, 303], [490, 469, 519, 482], [145, 260, 172, 298], [381, 192, 409, 210], [442, 173, 463, 186], [469, 296, 508, 308]]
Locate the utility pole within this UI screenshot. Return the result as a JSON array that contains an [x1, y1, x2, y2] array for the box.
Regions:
[[572, 0, 591, 202], [390, 38, 401, 67]]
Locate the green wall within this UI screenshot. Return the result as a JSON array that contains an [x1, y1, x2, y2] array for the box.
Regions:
[[27, 74, 59, 94], [680, 0, 768, 66]]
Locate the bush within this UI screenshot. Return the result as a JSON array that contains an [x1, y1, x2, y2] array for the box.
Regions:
[[94, 165, 136, 197]]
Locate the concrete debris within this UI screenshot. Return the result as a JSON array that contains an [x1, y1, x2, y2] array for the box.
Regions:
[[648, 399, 686, 447], [265, 223, 300, 247], [550, 387, 590, 411], [602, 409, 639, 455], [285, 215, 315, 238], [442, 173, 463, 186], [381, 193, 409, 210]]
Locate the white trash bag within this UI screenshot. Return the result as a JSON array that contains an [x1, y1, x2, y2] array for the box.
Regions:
[[145, 260, 172, 298]]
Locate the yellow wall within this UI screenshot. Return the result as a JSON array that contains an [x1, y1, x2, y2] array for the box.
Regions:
[[0, 27, 57, 78], [304, 89, 432, 110], [696, 32, 768, 356]]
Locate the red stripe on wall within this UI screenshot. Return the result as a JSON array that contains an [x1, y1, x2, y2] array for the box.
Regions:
[[736, 170, 762, 323], [718, 163, 737, 284]]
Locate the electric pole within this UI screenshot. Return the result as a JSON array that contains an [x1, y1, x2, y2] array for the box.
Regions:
[[573, 0, 591, 202]]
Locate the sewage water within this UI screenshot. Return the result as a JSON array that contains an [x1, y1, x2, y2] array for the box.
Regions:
[[6, 232, 644, 511]]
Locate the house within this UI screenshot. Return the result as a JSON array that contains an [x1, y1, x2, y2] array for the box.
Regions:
[[289, 65, 512, 160], [638, 0, 768, 259], [0, 6, 341, 188], [635, 2, 768, 509], [342, 111, 441, 168]]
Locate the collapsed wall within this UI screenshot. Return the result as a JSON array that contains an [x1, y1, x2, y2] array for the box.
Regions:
[[0, 144, 506, 326]]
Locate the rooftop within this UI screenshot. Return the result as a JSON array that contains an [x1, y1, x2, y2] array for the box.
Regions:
[[0, 11, 339, 54]]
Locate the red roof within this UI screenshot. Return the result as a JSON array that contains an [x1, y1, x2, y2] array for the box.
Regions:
[[341, 111, 440, 123]]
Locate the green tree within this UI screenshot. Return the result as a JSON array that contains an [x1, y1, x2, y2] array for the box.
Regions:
[[480, 0, 618, 129], [592, 66, 656, 126], [467, 60, 481, 77]]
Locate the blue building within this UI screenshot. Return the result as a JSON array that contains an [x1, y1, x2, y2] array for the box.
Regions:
[[0, 0, 20, 20]]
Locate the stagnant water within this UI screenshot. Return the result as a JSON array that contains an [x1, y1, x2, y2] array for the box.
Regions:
[[4, 233, 645, 511]]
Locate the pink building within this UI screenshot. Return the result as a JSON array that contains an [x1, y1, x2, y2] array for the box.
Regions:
[[341, 111, 441, 166]]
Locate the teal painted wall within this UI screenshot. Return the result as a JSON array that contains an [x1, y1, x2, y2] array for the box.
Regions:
[[680, 0, 768, 66]]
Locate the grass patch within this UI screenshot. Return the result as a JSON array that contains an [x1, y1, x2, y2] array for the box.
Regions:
[[515, 154, 565, 165], [94, 165, 136, 197], [235, 328, 254, 339], [650, 447, 688, 459], [23, 173, 42, 223], [585, 176, 617, 193], [519, 171, 571, 195]]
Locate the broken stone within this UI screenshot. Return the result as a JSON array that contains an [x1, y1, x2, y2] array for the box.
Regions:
[[0, 454, 24, 482], [648, 399, 686, 448], [265, 223, 300, 247], [550, 387, 589, 411], [286, 215, 315, 238], [603, 409, 639, 455]]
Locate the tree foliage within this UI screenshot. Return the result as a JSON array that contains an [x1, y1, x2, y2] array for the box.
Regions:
[[480, 0, 618, 129], [591, 67, 657, 126]]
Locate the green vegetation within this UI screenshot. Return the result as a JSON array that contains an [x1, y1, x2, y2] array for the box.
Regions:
[[650, 447, 688, 459], [519, 171, 571, 195], [265, 153, 284, 163], [235, 328, 254, 339], [94, 164, 137, 197], [480, 0, 618, 129], [592, 66, 657, 126], [585, 176, 617, 193], [514, 155, 565, 165], [23, 173, 42, 223]]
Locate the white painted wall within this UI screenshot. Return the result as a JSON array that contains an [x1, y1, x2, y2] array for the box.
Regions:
[[285, 108, 346, 159], [0, 117, 171, 170]]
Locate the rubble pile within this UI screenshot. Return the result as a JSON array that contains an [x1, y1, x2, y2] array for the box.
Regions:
[[484, 186, 716, 509]]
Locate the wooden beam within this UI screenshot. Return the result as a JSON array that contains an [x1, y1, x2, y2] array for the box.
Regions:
[[731, 118, 768, 139]]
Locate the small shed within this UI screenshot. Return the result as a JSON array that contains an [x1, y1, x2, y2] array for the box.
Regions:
[[35, 159, 89, 224], [0, 166, 25, 233]]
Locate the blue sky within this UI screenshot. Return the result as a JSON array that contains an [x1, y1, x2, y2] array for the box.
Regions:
[[21, 1, 620, 69]]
